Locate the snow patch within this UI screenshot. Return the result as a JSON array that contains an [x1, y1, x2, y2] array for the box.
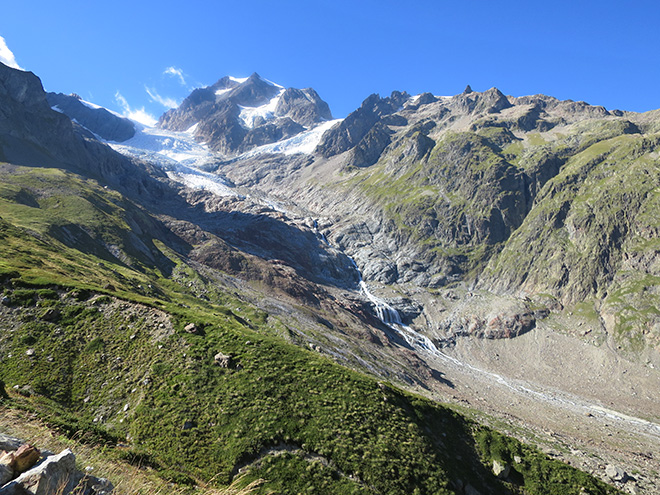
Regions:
[[238, 89, 285, 129], [229, 76, 248, 84], [260, 76, 284, 89], [184, 122, 199, 135], [79, 98, 126, 118], [215, 87, 233, 97]]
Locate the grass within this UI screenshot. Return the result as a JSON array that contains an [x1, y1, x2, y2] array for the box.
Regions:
[[0, 262, 621, 494], [0, 404, 266, 495], [0, 161, 624, 494]]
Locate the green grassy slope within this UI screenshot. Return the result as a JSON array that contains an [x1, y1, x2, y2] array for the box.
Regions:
[[0, 163, 621, 494]]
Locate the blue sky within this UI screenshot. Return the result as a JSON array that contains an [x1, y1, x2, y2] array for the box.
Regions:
[[2, 0, 659, 124]]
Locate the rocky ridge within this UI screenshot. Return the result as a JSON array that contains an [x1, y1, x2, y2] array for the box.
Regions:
[[215, 85, 660, 355], [47, 92, 136, 142]]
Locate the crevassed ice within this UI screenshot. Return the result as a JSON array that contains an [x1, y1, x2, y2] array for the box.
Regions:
[[239, 119, 342, 158], [107, 125, 237, 197]]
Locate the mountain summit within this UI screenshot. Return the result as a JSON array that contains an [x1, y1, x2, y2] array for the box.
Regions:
[[157, 72, 332, 156]]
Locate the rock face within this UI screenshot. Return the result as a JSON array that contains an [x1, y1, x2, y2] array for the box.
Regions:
[[46, 92, 135, 142], [158, 72, 333, 156], [315, 90, 409, 160]]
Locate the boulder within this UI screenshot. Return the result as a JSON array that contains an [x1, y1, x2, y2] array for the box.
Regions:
[[39, 308, 60, 323], [8, 449, 79, 495], [184, 323, 198, 334], [11, 445, 40, 474], [605, 464, 628, 482], [214, 352, 232, 368], [492, 459, 510, 479], [0, 454, 12, 485], [0, 436, 22, 453]]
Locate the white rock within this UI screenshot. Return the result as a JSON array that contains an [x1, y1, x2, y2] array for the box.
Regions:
[[605, 464, 627, 482], [11, 448, 80, 495], [492, 459, 510, 478]]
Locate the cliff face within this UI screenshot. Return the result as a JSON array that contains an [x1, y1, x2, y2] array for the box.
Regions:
[[0, 62, 166, 198]]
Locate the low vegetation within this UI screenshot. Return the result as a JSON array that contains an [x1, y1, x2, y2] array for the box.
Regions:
[[0, 163, 621, 493]]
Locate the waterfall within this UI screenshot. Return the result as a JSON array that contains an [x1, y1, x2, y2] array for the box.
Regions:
[[313, 218, 440, 354], [359, 281, 402, 325]]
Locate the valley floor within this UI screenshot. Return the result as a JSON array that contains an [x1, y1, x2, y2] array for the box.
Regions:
[[419, 324, 660, 495]]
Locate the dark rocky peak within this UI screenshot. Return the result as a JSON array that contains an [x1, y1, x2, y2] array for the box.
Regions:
[[454, 86, 512, 115], [210, 75, 242, 94], [316, 91, 409, 158], [159, 72, 334, 155], [157, 73, 282, 132], [275, 87, 332, 127], [225, 72, 282, 107], [463, 84, 474, 94], [0, 62, 48, 109], [47, 92, 136, 142], [416, 92, 438, 106], [158, 85, 219, 131]]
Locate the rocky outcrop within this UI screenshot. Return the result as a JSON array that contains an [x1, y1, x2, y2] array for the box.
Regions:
[[46, 93, 135, 142], [274, 87, 332, 127], [0, 436, 112, 495], [349, 122, 392, 167], [214, 351, 233, 368], [454, 87, 512, 115]]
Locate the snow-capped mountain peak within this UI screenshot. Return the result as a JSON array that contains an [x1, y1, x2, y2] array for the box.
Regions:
[[158, 73, 333, 156]]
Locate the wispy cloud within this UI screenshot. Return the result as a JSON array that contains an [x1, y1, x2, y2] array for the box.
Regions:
[[0, 35, 23, 70], [114, 91, 157, 127], [164, 66, 186, 86], [145, 86, 178, 109]]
